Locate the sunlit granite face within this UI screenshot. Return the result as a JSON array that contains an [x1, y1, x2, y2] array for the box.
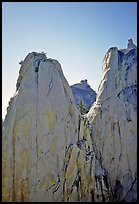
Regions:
[[2, 51, 112, 202], [2, 39, 137, 202], [2, 52, 80, 201], [87, 41, 137, 202], [2, 50, 114, 202]]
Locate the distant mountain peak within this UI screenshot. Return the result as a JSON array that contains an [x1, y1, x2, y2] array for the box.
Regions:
[[71, 80, 96, 112]]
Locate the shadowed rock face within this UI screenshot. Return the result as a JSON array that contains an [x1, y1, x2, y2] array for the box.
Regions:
[[2, 39, 137, 202], [71, 80, 96, 111], [87, 42, 137, 202]]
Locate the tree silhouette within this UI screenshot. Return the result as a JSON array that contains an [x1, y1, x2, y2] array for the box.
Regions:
[[78, 99, 88, 115]]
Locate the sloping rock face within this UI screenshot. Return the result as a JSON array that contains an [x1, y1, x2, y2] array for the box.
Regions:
[[2, 52, 110, 202], [2, 39, 137, 202], [2, 52, 80, 202], [61, 116, 112, 202], [71, 79, 96, 111], [87, 42, 137, 201]]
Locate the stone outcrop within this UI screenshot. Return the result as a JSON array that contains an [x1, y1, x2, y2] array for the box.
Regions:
[[127, 38, 137, 50], [2, 39, 137, 202], [71, 79, 96, 111], [120, 38, 137, 54], [87, 40, 137, 202], [2, 52, 80, 202], [2, 52, 109, 202], [62, 116, 112, 202]]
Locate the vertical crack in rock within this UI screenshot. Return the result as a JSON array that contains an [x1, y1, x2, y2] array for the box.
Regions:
[[121, 177, 137, 201], [77, 115, 81, 141], [75, 152, 81, 201], [113, 179, 123, 202], [117, 122, 122, 162], [47, 75, 53, 96], [126, 153, 133, 181], [35, 59, 40, 179], [53, 174, 61, 194], [3, 42, 137, 202], [87, 40, 137, 202], [3, 53, 80, 201], [12, 130, 16, 202], [62, 144, 74, 202]]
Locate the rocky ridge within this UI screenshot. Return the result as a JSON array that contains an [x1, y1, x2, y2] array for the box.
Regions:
[[2, 39, 137, 202], [3, 52, 108, 202], [87, 39, 137, 201], [2, 52, 79, 201]]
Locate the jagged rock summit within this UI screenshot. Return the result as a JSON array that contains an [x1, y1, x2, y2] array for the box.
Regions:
[[120, 38, 137, 54], [71, 79, 96, 111], [2, 38, 137, 202], [3, 52, 110, 202], [127, 38, 137, 50], [87, 39, 137, 201], [2, 52, 80, 201]]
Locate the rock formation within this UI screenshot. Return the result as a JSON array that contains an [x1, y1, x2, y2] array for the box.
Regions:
[[2, 39, 137, 202], [2, 52, 80, 201], [87, 40, 137, 201], [71, 79, 96, 111], [120, 38, 137, 54], [2, 52, 109, 202], [127, 38, 137, 50]]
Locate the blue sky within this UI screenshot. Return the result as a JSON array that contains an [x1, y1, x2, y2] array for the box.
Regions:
[[2, 2, 137, 118]]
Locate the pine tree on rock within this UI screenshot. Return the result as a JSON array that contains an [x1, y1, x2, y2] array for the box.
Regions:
[[78, 99, 88, 115]]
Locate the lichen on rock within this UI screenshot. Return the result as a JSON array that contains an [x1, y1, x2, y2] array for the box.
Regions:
[[87, 39, 137, 202], [2, 39, 137, 202]]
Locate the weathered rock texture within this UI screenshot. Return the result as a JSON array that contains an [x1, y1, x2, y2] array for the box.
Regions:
[[2, 52, 110, 202], [2, 39, 137, 202], [71, 79, 96, 111], [87, 41, 137, 202], [2, 52, 80, 201]]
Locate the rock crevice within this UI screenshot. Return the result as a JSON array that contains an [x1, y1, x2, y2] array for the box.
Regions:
[[2, 39, 137, 202]]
